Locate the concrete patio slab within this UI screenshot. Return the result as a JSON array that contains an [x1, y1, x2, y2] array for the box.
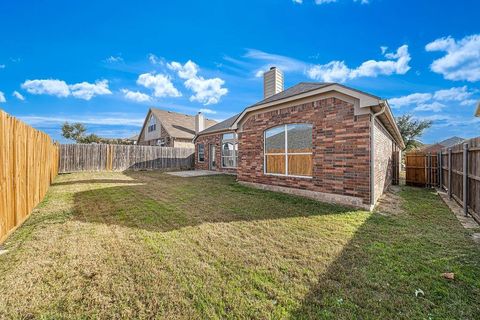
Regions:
[[166, 170, 224, 177]]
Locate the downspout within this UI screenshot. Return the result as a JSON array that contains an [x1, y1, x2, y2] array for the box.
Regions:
[[370, 102, 386, 209]]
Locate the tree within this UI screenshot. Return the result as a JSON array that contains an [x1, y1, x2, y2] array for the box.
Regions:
[[81, 133, 101, 144], [396, 114, 432, 151], [61, 122, 133, 144], [62, 122, 87, 143]]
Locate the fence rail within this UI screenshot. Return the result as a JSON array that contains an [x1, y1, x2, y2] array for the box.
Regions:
[[0, 110, 59, 244], [405, 136, 480, 223], [59, 144, 194, 173]]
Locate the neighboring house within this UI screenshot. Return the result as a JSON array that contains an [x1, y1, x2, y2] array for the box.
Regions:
[[125, 134, 139, 145], [137, 108, 217, 148], [413, 136, 465, 154], [193, 67, 405, 210]]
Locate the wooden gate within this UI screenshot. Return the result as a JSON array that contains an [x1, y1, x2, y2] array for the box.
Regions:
[[405, 152, 438, 187]]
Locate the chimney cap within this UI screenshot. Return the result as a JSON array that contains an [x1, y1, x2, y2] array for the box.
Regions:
[[270, 66, 276, 70]]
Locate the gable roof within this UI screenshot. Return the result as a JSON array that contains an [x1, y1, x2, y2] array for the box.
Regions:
[[196, 113, 240, 135], [196, 82, 404, 148], [249, 82, 380, 109], [139, 108, 217, 141]]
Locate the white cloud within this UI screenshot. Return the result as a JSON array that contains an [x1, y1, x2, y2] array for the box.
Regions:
[[389, 86, 478, 112], [19, 114, 144, 127], [432, 86, 473, 101], [0, 91, 6, 103], [292, 0, 303, 3], [426, 34, 480, 82], [389, 93, 432, 108], [105, 56, 123, 63], [0, 64, 5, 69], [315, 0, 337, 4], [244, 49, 306, 77], [12, 91, 25, 101], [22, 79, 70, 97], [121, 89, 152, 102], [307, 61, 351, 82], [307, 45, 411, 82], [413, 102, 445, 112], [69, 80, 112, 100], [199, 108, 217, 114], [137, 72, 181, 98], [167, 60, 198, 79], [168, 60, 228, 105], [21, 79, 112, 100], [148, 53, 163, 65], [460, 99, 476, 106]]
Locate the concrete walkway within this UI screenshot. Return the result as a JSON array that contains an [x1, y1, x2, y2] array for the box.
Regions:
[[437, 189, 480, 244], [166, 170, 224, 177]]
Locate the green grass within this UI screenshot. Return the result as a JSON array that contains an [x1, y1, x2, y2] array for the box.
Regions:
[[0, 171, 479, 319]]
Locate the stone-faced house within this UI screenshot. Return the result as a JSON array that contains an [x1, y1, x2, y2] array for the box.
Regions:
[[194, 67, 405, 210], [137, 108, 216, 148]]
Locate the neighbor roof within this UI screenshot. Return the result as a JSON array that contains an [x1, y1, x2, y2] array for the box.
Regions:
[[141, 108, 217, 140], [476, 101, 480, 117], [438, 136, 465, 148]]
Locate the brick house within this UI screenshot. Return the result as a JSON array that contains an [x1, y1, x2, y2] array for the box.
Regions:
[[137, 108, 217, 148], [194, 68, 405, 210]]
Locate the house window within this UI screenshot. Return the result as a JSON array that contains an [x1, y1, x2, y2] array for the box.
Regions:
[[156, 138, 165, 147], [264, 124, 313, 177], [198, 144, 205, 162], [148, 115, 156, 132], [221, 133, 238, 168]]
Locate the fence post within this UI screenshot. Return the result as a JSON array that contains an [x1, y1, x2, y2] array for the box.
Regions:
[[463, 143, 469, 216], [448, 148, 452, 198], [427, 153, 431, 188], [437, 150, 443, 190]]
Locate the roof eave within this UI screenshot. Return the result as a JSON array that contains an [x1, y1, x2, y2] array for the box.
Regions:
[[231, 83, 381, 130], [379, 100, 406, 149]]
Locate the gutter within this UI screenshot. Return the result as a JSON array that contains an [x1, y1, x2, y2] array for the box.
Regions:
[[370, 101, 386, 207]]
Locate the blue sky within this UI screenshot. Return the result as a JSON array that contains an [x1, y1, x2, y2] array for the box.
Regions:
[[1, 0, 479, 143]]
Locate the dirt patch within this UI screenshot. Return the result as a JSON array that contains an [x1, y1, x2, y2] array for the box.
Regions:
[[375, 185, 404, 216]]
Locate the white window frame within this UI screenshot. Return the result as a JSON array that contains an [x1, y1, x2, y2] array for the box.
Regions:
[[221, 133, 238, 168], [198, 143, 205, 162], [148, 115, 156, 132], [263, 124, 313, 179]]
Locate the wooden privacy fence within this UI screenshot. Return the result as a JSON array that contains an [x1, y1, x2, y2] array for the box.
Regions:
[[59, 144, 194, 173], [0, 110, 59, 244], [405, 152, 439, 187], [406, 136, 480, 223]]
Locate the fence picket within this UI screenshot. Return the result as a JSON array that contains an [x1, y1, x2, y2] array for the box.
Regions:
[[58, 144, 194, 173], [0, 110, 59, 244]]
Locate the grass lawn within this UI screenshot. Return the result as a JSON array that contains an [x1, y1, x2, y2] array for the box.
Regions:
[[0, 171, 479, 319]]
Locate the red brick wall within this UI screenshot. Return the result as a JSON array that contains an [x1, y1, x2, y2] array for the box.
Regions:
[[194, 133, 237, 174], [237, 97, 372, 205]]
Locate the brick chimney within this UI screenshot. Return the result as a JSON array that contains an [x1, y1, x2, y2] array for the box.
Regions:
[[195, 112, 205, 133], [263, 67, 284, 99]]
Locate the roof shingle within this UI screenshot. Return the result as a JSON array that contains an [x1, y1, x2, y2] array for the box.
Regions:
[[150, 108, 217, 139]]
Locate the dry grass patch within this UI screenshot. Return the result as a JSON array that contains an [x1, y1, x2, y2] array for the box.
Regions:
[[0, 171, 479, 319]]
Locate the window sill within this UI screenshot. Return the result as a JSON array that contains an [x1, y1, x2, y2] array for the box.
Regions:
[[264, 173, 313, 179]]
